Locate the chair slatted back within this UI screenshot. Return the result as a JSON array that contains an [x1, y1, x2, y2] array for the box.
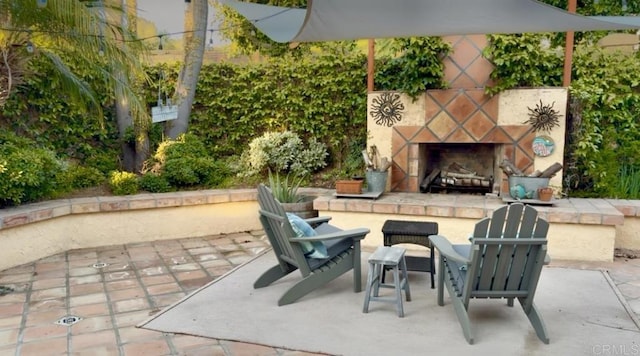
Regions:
[[463, 203, 548, 307], [257, 184, 311, 275]]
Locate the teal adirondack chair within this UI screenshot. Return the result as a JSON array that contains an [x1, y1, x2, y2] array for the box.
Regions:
[[428, 203, 550, 344], [256, 184, 370, 306]]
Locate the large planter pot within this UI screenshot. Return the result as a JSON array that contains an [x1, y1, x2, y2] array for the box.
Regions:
[[366, 170, 388, 193], [281, 195, 318, 219]]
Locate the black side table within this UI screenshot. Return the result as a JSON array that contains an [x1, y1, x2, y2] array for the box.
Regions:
[[382, 220, 438, 289]]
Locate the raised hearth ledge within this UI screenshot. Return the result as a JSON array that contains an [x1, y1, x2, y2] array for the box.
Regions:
[[0, 189, 639, 269], [313, 192, 640, 263]]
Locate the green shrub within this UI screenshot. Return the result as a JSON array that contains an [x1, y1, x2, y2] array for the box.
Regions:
[[139, 173, 172, 193], [240, 131, 328, 177], [0, 132, 64, 207], [61, 165, 105, 190], [146, 133, 230, 189], [108, 171, 139, 195]]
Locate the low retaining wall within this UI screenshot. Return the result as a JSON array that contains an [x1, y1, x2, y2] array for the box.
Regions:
[[1, 189, 639, 270], [0, 190, 262, 271]]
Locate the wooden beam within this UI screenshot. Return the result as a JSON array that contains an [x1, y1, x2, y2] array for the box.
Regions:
[[367, 39, 375, 92], [563, 0, 577, 87]]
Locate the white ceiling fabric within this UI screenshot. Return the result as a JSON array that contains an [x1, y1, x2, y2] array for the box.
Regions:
[[219, 0, 640, 43]]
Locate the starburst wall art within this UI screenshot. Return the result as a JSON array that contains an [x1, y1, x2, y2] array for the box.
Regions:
[[524, 100, 561, 132], [370, 92, 405, 127]]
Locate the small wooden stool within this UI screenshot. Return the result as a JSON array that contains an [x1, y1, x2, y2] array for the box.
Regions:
[[363, 246, 411, 317]]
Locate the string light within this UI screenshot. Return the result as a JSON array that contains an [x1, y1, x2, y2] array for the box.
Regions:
[[0, 8, 296, 48]]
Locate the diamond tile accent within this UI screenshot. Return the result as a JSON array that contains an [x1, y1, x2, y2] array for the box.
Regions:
[[427, 112, 457, 140], [463, 111, 495, 141], [428, 90, 456, 107], [449, 37, 481, 69], [446, 94, 476, 123], [392, 145, 409, 174], [394, 126, 421, 141], [465, 57, 494, 87], [412, 127, 438, 143], [445, 128, 475, 143]]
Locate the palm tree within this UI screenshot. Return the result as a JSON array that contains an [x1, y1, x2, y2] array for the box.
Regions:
[[0, 0, 149, 162]]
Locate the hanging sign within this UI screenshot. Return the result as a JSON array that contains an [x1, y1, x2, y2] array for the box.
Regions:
[[151, 102, 178, 123]]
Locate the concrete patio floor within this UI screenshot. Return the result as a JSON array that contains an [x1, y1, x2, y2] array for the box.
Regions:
[[0, 230, 638, 355]]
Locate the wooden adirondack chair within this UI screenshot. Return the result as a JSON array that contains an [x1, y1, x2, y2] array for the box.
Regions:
[[428, 203, 550, 344], [256, 184, 370, 306]]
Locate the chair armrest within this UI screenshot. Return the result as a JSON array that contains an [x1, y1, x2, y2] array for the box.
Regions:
[[428, 235, 471, 264], [290, 227, 370, 243], [304, 216, 332, 227]]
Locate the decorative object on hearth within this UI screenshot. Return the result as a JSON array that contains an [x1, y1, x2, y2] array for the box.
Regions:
[[537, 187, 554, 201], [524, 100, 561, 132], [532, 135, 555, 157], [501, 159, 562, 201], [369, 92, 405, 127], [362, 145, 390, 192]]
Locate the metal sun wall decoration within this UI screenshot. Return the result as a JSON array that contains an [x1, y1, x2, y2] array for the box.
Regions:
[[370, 92, 405, 127], [524, 100, 562, 132]]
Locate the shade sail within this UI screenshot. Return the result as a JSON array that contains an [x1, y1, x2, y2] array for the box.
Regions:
[[219, 0, 640, 43]]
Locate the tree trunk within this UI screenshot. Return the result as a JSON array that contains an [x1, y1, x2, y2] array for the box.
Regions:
[[165, 0, 207, 139], [116, 0, 149, 172]]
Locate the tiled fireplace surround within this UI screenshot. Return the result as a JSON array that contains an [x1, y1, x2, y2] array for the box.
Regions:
[[367, 35, 566, 194]]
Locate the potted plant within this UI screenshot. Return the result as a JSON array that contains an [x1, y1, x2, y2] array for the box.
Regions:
[[537, 186, 554, 201], [268, 171, 318, 218]]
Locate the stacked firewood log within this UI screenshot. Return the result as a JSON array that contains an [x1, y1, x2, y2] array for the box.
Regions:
[[422, 162, 491, 189], [499, 159, 562, 178]]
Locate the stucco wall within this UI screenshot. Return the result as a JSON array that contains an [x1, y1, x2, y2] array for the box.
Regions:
[[0, 202, 261, 271], [316, 210, 615, 262]]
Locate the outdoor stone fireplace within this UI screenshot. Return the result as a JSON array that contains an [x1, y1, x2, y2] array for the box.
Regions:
[[367, 35, 567, 195]]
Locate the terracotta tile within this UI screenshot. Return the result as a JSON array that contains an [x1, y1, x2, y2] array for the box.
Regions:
[[464, 111, 495, 140], [501, 125, 532, 142], [394, 126, 420, 141], [140, 275, 175, 287], [446, 94, 476, 123], [174, 270, 207, 282], [446, 128, 475, 143], [169, 263, 200, 273], [22, 324, 68, 342], [70, 329, 118, 351], [427, 112, 457, 140], [450, 74, 478, 89], [30, 287, 67, 301], [28, 298, 65, 312], [424, 95, 442, 122], [0, 315, 23, 331], [0, 328, 18, 347], [113, 298, 149, 314], [69, 275, 103, 286], [105, 279, 140, 291], [426, 205, 454, 217], [108, 287, 146, 301], [150, 292, 186, 308], [69, 267, 100, 277], [0, 303, 23, 317], [392, 145, 409, 174], [117, 326, 165, 343], [69, 303, 111, 318], [121, 338, 172, 355], [20, 336, 67, 355], [372, 203, 399, 214], [114, 310, 154, 328], [448, 36, 481, 69], [465, 57, 494, 87], [427, 89, 456, 106], [69, 293, 107, 307], [70, 315, 113, 335], [0, 273, 32, 284], [443, 58, 462, 86], [412, 128, 438, 143], [222, 340, 278, 356], [146, 283, 181, 296], [482, 128, 512, 144]]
